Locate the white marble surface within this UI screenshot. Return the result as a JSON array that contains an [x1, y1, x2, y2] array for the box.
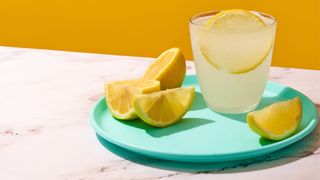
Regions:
[[0, 46, 319, 180]]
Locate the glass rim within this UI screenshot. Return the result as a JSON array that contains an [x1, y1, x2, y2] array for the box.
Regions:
[[189, 10, 277, 31]]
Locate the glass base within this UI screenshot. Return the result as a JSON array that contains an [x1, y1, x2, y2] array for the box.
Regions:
[[208, 103, 258, 114]]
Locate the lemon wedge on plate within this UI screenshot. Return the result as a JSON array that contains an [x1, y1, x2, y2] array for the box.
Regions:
[[105, 79, 160, 120], [247, 97, 302, 140], [133, 87, 195, 127], [199, 9, 273, 74], [143, 48, 186, 90]]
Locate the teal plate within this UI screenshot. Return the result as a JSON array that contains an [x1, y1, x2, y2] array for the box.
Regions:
[[91, 75, 318, 162]]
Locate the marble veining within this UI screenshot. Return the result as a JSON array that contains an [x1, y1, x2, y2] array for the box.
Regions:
[[0, 46, 319, 180]]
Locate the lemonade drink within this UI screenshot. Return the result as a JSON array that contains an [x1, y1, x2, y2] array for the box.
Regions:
[[189, 10, 276, 113]]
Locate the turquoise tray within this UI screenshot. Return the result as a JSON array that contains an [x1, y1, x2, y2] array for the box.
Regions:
[[91, 75, 318, 162]]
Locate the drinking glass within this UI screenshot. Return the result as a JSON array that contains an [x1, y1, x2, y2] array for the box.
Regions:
[[189, 10, 276, 113]]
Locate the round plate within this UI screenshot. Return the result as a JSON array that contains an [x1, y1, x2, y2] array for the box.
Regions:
[[91, 75, 318, 162]]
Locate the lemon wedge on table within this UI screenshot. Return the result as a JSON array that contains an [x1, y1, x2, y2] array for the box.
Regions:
[[143, 48, 186, 90], [199, 9, 273, 74], [247, 97, 302, 141], [105, 79, 160, 120], [133, 87, 195, 127]]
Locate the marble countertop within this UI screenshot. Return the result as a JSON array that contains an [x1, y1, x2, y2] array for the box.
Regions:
[[0, 46, 319, 180]]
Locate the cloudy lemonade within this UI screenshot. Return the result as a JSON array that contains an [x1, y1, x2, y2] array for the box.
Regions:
[[190, 10, 276, 113]]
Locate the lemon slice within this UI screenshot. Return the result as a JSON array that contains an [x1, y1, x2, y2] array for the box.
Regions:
[[206, 9, 266, 30], [247, 97, 302, 140], [143, 48, 186, 90], [105, 79, 160, 120], [199, 9, 273, 74], [133, 87, 195, 127]]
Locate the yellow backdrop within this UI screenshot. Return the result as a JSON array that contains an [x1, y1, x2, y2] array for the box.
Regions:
[[0, 0, 319, 69]]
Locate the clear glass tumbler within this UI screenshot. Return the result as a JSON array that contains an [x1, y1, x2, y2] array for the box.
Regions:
[[189, 10, 276, 114]]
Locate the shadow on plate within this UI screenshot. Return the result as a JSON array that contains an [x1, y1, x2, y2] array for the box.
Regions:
[[120, 117, 214, 138], [97, 84, 320, 173], [190, 92, 207, 111], [118, 90, 210, 138], [98, 84, 319, 173], [97, 121, 320, 173], [214, 86, 310, 124]]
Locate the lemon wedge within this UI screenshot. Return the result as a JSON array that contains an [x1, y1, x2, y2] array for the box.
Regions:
[[199, 9, 273, 74], [143, 48, 186, 90], [133, 87, 195, 127], [105, 79, 160, 120], [247, 97, 302, 140]]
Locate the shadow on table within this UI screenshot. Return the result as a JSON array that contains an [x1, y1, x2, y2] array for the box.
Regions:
[[97, 120, 320, 173]]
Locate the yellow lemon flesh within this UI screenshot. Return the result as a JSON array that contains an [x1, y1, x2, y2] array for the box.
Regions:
[[199, 9, 273, 74], [247, 97, 302, 140], [143, 48, 186, 90], [133, 87, 195, 127], [105, 79, 160, 120], [205, 9, 266, 30]]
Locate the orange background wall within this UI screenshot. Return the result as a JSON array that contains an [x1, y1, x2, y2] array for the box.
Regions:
[[0, 0, 319, 69]]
